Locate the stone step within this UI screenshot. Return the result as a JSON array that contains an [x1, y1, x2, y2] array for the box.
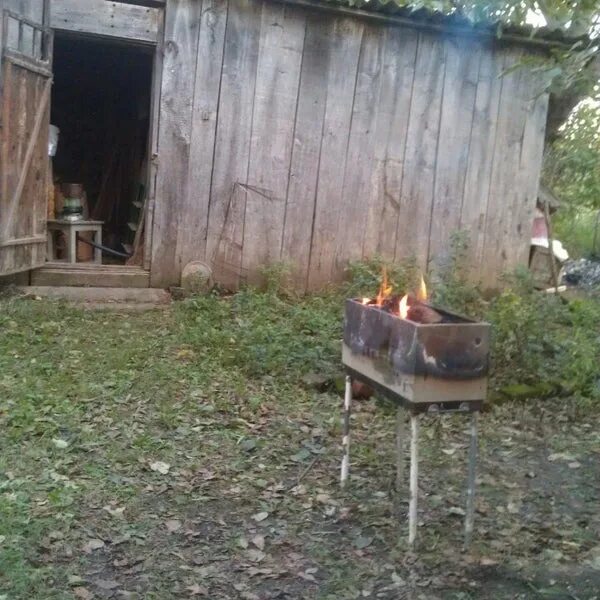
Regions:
[[31, 263, 150, 288], [18, 286, 171, 307]]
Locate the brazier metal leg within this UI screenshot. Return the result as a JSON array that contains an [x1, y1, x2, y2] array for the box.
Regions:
[[408, 413, 419, 549], [395, 405, 405, 492], [340, 375, 352, 488], [464, 411, 478, 549]]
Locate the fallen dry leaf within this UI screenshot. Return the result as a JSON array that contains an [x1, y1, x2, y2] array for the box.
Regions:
[[251, 534, 265, 550], [95, 579, 120, 590], [73, 587, 93, 600], [82, 539, 105, 554], [252, 511, 269, 522], [246, 549, 266, 562], [186, 583, 208, 596], [150, 461, 171, 474], [448, 507, 466, 517], [103, 505, 125, 518], [165, 519, 182, 533]]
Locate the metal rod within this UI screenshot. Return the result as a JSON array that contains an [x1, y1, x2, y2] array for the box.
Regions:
[[464, 411, 479, 549], [395, 405, 405, 492], [408, 413, 419, 549], [340, 375, 352, 488]]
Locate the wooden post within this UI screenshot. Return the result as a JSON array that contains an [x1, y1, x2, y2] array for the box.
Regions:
[[408, 413, 419, 549], [68, 226, 77, 264], [543, 200, 559, 291], [464, 412, 478, 549], [340, 375, 352, 488]]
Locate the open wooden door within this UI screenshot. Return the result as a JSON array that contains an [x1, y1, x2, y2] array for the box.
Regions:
[[0, 1, 53, 276]]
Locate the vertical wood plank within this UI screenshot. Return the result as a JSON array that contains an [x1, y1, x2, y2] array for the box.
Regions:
[[428, 37, 480, 267], [361, 25, 418, 260], [280, 16, 330, 290], [331, 23, 385, 275], [206, 0, 261, 289], [306, 16, 363, 290], [479, 49, 526, 288], [507, 70, 549, 272], [460, 47, 505, 279], [394, 33, 445, 271], [176, 0, 228, 270], [150, 0, 202, 287], [242, 3, 306, 285]]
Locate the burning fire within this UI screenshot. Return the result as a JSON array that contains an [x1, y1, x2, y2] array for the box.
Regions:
[[399, 294, 409, 319], [361, 268, 428, 320]]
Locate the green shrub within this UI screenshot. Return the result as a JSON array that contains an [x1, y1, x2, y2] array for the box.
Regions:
[[554, 208, 600, 258]]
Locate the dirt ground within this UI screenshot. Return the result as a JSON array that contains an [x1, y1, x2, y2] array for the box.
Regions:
[[0, 297, 598, 599]]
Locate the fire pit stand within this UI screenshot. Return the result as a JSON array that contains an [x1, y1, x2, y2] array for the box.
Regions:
[[340, 299, 489, 550]]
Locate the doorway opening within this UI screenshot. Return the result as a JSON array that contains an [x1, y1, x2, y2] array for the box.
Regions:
[[49, 34, 153, 266]]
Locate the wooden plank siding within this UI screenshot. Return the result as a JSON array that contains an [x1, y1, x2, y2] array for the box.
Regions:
[[150, 0, 550, 291]]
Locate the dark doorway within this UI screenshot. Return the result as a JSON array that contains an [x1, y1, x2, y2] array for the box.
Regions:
[[50, 34, 153, 263]]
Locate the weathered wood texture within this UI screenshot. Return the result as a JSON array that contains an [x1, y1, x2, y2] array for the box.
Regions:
[[0, 6, 52, 275], [151, 0, 549, 290], [50, 0, 162, 44]]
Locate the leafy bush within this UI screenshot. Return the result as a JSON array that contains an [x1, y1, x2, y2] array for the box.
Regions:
[[554, 207, 600, 258], [179, 248, 600, 408], [344, 255, 419, 299], [487, 285, 600, 404]]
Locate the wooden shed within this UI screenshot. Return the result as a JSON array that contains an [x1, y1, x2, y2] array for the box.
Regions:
[[1, 0, 556, 291]]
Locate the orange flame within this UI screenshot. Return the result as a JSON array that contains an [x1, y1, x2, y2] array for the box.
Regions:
[[399, 294, 409, 319], [376, 266, 393, 306], [417, 274, 427, 302], [360, 268, 427, 320]]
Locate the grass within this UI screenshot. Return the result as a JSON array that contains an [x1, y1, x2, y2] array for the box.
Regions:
[[0, 286, 599, 599]]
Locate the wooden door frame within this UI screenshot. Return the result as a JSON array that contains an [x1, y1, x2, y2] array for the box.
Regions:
[[49, 7, 165, 274], [143, 10, 164, 272]]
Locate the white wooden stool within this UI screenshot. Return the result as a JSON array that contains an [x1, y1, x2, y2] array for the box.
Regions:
[[47, 219, 103, 264]]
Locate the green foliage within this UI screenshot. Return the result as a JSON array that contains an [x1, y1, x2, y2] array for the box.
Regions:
[[344, 255, 419, 298], [0, 265, 599, 598], [178, 290, 342, 379], [330, 0, 599, 32], [544, 97, 600, 257], [429, 232, 486, 316], [487, 278, 600, 403], [554, 207, 600, 257], [545, 99, 600, 213], [259, 261, 294, 297]]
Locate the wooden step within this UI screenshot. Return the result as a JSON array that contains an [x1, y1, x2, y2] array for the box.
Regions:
[[31, 263, 150, 288], [19, 286, 170, 307]]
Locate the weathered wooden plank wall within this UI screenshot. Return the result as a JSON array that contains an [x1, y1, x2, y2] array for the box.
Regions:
[[51, 0, 162, 44], [0, 2, 51, 275], [0, 61, 51, 274], [151, 0, 548, 290]]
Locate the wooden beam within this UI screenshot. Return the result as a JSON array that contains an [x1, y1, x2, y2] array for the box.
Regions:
[[51, 0, 162, 45], [109, 0, 166, 7], [0, 235, 46, 248]]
